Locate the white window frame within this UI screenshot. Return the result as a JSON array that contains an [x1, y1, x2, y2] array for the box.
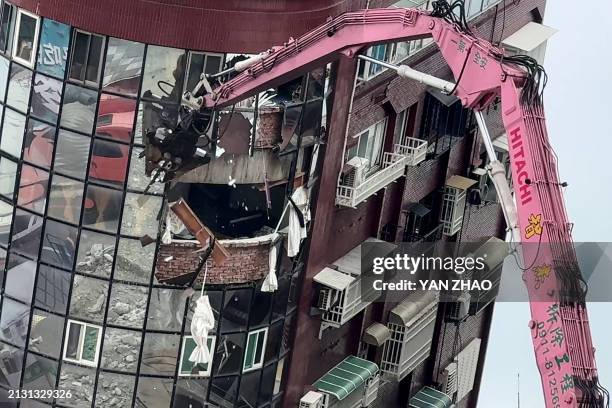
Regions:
[[62, 319, 102, 367], [178, 335, 216, 377], [11, 8, 39, 68], [347, 118, 387, 175], [68, 29, 106, 87], [183, 50, 224, 94], [243, 327, 268, 373]]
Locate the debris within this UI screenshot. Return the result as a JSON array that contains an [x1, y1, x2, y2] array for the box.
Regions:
[[164, 256, 174, 262], [189, 295, 215, 366], [262, 236, 279, 292], [287, 186, 310, 257], [139, 235, 156, 247]]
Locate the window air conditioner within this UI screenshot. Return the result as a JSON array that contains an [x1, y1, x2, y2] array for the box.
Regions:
[[446, 291, 471, 322], [441, 361, 458, 397], [317, 288, 333, 311], [299, 391, 326, 408]]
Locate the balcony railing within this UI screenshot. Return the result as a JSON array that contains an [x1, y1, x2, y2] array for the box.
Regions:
[[338, 138, 429, 209], [336, 152, 407, 208], [394, 138, 427, 166]]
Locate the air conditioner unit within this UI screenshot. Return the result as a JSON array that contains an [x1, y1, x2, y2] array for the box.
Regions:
[[441, 362, 458, 397], [446, 291, 471, 322], [300, 391, 326, 408], [346, 157, 370, 186], [317, 288, 334, 311]]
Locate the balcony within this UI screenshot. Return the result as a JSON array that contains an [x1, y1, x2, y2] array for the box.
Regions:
[[394, 138, 427, 167]]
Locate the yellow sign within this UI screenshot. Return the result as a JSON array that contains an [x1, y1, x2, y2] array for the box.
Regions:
[[525, 213, 543, 239]]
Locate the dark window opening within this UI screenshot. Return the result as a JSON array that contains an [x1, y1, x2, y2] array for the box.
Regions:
[[419, 91, 474, 158], [0, 2, 13, 52], [68, 30, 105, 85], [183, 182, 286, 239]]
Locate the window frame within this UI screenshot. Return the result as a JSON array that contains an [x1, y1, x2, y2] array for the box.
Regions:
[[183, 50, 224, 94], [0, 1, 14, 54], [11, 8, 39, 68], [68, 29, 105, 87], [178, 335, 216, 377], [347, 118, 387, 175], [62, 319, 102, 367], [243, 327, 268, 373]]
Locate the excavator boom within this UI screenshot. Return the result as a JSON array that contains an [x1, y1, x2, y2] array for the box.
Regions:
[[157, 5, 607, 407]]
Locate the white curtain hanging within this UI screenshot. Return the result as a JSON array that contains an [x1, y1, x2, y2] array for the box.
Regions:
[[162, 206, 186, 244], [262, 235, 279, 292], [189, 266, 215, 365], [287, 186, 310, 257]]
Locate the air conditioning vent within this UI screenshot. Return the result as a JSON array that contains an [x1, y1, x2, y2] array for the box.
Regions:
[[446, 291, 471, 322], [299, 391, 326, 408], [441, 362, 458, 397], [317, 288, 333, 311]]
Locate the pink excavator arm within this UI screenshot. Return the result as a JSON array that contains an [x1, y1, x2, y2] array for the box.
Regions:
[[198, 7, 606, 407]]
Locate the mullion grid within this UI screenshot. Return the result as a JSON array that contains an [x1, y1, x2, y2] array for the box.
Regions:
[[0, 16, 299, 407]]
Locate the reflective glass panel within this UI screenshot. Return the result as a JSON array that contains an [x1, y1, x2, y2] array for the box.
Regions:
[[0, 56, 9, 102], [141, 45, 186, 103], [101, 327, 141, 373], [136, 377, 173, 408], [36, 19, 69, 78], [54, 129, 91, 179], [114, 237, 154, 283], [60, 84, 97, 133], [28, 309, 64, 358], [220, 289, 252, 333], [127, 146, 164, 194], [146, 288, 185, 332], [6, 56, 32, 112], [96, 371, 136, 408], [0, 298, 30, 347], [76, 228, 114, 278], [0, 200, 13, 246], [107, 283, 147, 329], [96, 93, 136, 143], [82, 184, 123, 233], [140, 333, 180, 376], [89, 138, 129, 186], [186, 290, 221, 333], [103, 38, 144, 97], [23, 119, 55, 168], [0, 342, 23, 388], [4, 252, 36, 303], [134, 101, 178, 145], [1, 107, 26, 157], [10, 208, 43, 259], [0, 155, 18, 199], [120, 192, 162, 237], [69, 274, 109, 323], [22, 353, 58, 403], [58, 364, 95, 408], [30, 73, 62, 123], [212, 332, 245, 376], [17, 164, 49, 214], [40, 219, 77, 270], [210, 376, 239, 406], [35, 264, 70, 314], [47, 174, 83, 224]]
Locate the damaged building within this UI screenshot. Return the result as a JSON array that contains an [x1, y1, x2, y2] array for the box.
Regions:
[[0, 0, 553, 407]]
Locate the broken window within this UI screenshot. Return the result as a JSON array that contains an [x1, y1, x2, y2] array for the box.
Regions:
[[11, 9, 39, 67], [179, 336, 215, 377], [68, 30, 105, 86], [182, 182, 286, 239], [62, 320, 102, 366], [243, 328, 267, 372]]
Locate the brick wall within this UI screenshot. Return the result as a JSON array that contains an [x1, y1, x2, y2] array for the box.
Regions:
[[155, 236, 274, 285]]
